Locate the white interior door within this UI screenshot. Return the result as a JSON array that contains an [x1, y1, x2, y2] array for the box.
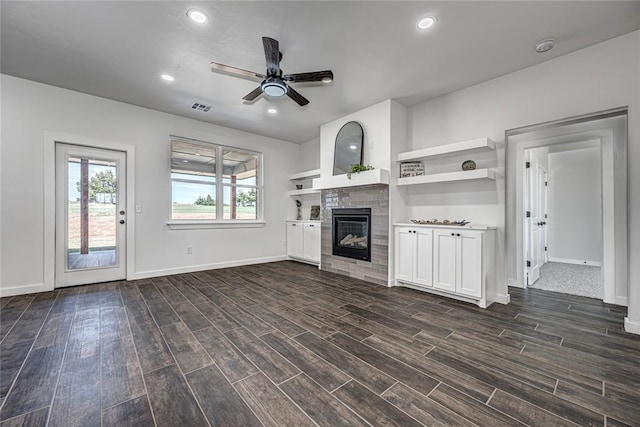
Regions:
[[540, 170, 548, 264], [55, 143, 127, 287], [528, 157, 545, 285]]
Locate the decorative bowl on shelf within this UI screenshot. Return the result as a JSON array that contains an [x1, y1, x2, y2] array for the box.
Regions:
[[461, 160, 476, 171], [296, 184, 303, 190]]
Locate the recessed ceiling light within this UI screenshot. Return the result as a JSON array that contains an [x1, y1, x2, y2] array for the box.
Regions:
[[267, 107, 277, 114], [535, 38, 555, 53], [417, 16, 437, 30], [160, 74, 175, 82], [187, 9, 208, 24]]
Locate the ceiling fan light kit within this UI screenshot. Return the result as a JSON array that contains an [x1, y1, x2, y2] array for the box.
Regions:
[[261, 77, 287, 97], [210, 36, 333, 107]]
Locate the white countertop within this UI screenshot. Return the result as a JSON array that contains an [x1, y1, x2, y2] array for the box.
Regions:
[[394, 222, 496, 230]]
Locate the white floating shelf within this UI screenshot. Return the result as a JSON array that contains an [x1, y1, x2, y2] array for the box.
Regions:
[[397, 168, 496, 186], [288, 169, 321, 181], [313, 169, 389, 190], [287, 188, 320, 196], [397, 137, 495, 162]]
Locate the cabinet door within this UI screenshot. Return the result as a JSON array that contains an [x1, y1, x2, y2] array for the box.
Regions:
[[456, 231, 482, 298], [433, 230, 456, 293], [303, 223, 320, 262], [395, 228, 415, 282], [286, 222, 304, 258], [414, 228, 433, 287]]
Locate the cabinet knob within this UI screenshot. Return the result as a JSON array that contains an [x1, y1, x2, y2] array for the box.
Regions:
[[457, 233, 461, 237], [292, 223, 297, 226], [309, 224, 314, 227], [451, 233, 455, 236]]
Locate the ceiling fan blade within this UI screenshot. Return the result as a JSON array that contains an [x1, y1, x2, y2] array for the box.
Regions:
[[262, 37, 280, 76], [210, 62, 265, 81], [283, 70, 333, 83], [286, 85, 309, 106], [242, 86, 263, 102]]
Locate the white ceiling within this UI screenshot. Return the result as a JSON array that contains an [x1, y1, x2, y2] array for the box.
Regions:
[[2, 1, 639, 143]]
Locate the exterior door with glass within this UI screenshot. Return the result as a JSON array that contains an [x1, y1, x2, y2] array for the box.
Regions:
[[55, 144, 126, 287]]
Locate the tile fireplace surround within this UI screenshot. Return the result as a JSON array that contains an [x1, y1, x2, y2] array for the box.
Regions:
[[320, 184, 389, 286]]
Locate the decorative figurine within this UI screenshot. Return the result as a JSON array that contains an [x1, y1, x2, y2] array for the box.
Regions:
[[296, 199, 302, 220]]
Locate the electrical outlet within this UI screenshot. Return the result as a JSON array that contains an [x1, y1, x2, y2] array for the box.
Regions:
[[187, 246, 193, 254]]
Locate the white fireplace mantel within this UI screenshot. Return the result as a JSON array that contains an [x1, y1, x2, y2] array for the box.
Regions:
[[312, 169, 390, 190]]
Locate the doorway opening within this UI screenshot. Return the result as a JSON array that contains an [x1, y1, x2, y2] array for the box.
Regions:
[[523, 142, 603, 299], [506, 108, 628, 306]]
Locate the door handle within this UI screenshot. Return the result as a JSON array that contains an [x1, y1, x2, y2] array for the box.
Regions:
[[119, 220, 125, 224]]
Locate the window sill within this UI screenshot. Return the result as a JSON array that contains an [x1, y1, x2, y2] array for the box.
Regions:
[[167, 220, 266, 230]]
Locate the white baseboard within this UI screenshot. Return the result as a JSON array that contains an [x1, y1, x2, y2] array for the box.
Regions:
[[605, 296, 628, 307], [492, 293, 511, 305], [0, 282, 53, 298], [508, 278, 524, 288], [548, 257, 601, 267], [286, 256, 320, 267], [131, 255, 288, 281], [624, 317, 640, 335]]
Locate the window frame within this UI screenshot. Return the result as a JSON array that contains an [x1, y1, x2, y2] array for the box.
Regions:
[[168, 136, 264, 229]]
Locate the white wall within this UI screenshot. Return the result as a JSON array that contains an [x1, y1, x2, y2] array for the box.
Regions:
[[296, 137, 320, 172], [406, 31, 639, 326], [548, 147, 602, 264], [1, 75, 299, 295]]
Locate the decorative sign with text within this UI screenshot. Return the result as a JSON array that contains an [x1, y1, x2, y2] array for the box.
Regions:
[[400, 162, 425, 178]]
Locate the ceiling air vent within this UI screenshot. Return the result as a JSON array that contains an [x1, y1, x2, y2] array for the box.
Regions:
[[191, 102, 212, 112]]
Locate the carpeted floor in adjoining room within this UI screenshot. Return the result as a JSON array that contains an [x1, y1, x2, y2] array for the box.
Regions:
[[529, 261, 603, 299]]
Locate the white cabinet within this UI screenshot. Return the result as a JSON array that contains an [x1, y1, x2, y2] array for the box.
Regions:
[[287, 221, 320, 265], [395, 227, 433, 287], [433, 229, 482, 298], [303, 222, 321, 263], [395, 224, 495, 308], [287, 222, 304, 258]]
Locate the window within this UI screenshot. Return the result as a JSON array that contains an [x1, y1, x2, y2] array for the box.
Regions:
[[170, 137, 261, 222]]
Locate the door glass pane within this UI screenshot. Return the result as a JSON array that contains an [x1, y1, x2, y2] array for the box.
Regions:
[[67, 156, 117, 270]]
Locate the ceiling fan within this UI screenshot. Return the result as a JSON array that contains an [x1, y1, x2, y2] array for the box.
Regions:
[[210, 37, 333, 106]]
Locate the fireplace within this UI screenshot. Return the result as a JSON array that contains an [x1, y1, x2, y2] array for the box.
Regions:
[[332, 208, 371, 261]]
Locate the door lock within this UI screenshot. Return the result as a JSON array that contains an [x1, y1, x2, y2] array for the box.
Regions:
[[119, 220, 125, 224]]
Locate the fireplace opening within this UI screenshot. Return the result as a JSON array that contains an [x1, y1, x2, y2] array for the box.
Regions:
[[332, 208, 371, 261]]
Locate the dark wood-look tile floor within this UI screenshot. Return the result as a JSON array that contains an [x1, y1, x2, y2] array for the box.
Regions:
[[1, 261, 639, 426]]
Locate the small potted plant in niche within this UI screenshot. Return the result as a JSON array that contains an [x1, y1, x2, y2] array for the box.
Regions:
[[347, 164, 375, 179], [295, 199, 302, 220]]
